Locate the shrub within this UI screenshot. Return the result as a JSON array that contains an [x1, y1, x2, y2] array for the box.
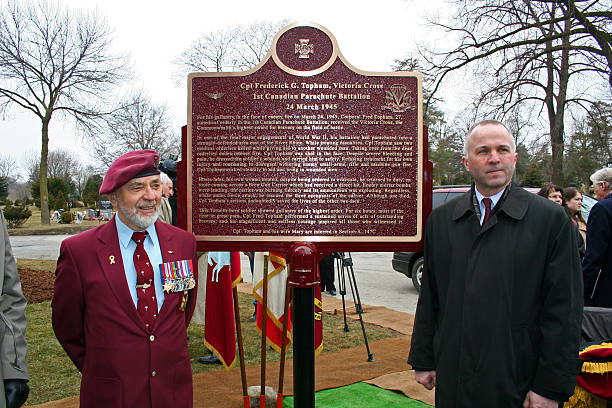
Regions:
[[13, 199, 23, 206], [3, 205, 32, 228], [53, 191, 67, 211], [60, 211, 73, 224], [4, 199, 12, 206]]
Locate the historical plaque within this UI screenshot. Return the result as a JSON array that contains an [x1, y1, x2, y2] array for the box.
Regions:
[[187, 23, 427, 253]]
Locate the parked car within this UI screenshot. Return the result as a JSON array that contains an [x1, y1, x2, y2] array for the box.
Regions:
[[392, 185, 592, 292], [392, 185, 470, 292]]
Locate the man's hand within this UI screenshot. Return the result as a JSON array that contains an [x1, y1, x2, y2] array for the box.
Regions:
[[522, 390, 558, 408], [415, 370, 436, 390]]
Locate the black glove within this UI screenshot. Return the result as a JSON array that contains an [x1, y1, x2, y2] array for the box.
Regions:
[[5, 379, 29, 408]]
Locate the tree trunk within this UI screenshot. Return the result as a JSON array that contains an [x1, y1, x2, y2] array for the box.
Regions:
[[550, 121, 565, 185], [546, 9, 571, 185], [39, 118, 50, 225], [551, 16, 572, 185]]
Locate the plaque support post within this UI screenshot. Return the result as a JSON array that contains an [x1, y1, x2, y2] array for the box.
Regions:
[[288, 243, 318, 408], [292, 286, 315, 407]]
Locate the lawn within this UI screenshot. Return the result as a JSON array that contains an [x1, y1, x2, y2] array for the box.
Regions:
[[21, 261, 402, 406], [5, 205, 105, 235]]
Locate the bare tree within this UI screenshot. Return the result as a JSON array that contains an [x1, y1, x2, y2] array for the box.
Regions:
[[48, 149, 82, 182], [89, 91, 180, 167], [422, 0, 612, 183], [173, 19, 290, 79], [0, 0, 128, 223], [233, 19, 290, 70], [24, 149, 83, 185], [0, 153, 17, 180], [73, 164, 96, 200], [547, 0, 612, 86]]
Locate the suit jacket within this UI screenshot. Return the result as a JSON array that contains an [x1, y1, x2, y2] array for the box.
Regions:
[[52, 217, 198, 408], [158, 197, 173, 224], [582, 192, 612, 307], [0, 209, 29, 408]]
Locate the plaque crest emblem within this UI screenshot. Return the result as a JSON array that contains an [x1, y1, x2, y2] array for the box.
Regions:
[[295, 39, 314, 59], [205, 92, 225, 100], [382, 84, 415, 113]]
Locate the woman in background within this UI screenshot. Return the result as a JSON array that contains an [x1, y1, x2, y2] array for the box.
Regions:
[[538, 183, 585, 258], [563, 187, 587, 243], [537, 183, 564, 205]]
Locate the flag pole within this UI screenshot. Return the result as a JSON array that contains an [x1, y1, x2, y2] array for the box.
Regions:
[[277, 264, 292, 408], [233, 285, 249, 408], [260, 253, 269, 408]]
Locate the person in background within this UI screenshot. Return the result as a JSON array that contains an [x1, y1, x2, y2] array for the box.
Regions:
[[409, 120, 582, 407], [319, 254, 336, 296], [537, 183, 563, 205], [0, 208, 29, 408], [165, 176, 174, 198], [158, 159, 177, 227], [563, 187, 586, 244], [538, 183, 585, 257], [158, 172, 173, 224], [564, 187, 587, 243], [52, 150, 198, 408], [582, 167, 612, 308], [244, 251, 257, 322]]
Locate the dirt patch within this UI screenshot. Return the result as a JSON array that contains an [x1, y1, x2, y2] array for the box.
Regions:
[[19, 268, 55, 303]]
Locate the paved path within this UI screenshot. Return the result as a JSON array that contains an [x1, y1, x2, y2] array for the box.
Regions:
[[10, 235, 420, 314], [9, 234, 70, 261]]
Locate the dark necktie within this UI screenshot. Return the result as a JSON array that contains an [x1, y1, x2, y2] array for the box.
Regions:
[[132, 231, 157, 330], [482, 197, 492, 227]]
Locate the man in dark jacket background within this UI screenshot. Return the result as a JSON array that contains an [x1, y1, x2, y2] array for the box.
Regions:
[[408, 120, 583, 407], [582, 167, 612, 308]]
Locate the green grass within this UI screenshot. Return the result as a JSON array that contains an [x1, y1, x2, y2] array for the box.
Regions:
[[25, 301, 82, 405], [17, 258, 57, 273], [24, 293, 401, 405], [283, 383, 433, 407]]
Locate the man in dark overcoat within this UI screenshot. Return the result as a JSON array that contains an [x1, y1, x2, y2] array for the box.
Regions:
[[408, 120, 583, 407], [52, 150, 198, 408], [582, 167, 612, 307]]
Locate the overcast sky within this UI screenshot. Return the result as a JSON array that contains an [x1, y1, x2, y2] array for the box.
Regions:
[[0, 0, 454, 179]]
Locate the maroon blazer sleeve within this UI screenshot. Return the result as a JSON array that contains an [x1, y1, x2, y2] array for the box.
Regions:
[[52, 240, 86, 372], [183, 235, 198, 326]]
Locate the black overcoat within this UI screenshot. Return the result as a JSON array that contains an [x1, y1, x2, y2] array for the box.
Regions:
[[408, 184, 583, 407], [582, 192, 612, 307]]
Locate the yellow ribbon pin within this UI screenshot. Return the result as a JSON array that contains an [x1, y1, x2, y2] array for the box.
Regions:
[[109, 255, 115, 264]]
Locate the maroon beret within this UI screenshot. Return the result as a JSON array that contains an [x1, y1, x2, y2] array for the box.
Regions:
[[99, 150, 160, 194]]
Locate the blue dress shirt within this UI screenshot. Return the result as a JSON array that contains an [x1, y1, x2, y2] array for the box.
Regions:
[[115, 215, 165, 311], [474, 187, 505, 225]]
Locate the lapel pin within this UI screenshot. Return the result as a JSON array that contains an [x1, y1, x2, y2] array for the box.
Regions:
[[109, 255, 115, 264], [168, 250, 174, 254]]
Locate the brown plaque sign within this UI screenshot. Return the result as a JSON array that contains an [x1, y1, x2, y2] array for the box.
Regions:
[[187, 22, 427, 253]]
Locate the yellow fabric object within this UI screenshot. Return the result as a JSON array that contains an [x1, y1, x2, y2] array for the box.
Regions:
[[580, 342, 612, 355], [564, 384, 606, 408], [582, 360, 612, 374]]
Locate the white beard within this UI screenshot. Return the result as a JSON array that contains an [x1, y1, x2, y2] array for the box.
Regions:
[[117, 198, 159, 230]]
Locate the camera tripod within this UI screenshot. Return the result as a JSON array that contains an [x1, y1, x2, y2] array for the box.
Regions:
[[334, 252, 375, 362]]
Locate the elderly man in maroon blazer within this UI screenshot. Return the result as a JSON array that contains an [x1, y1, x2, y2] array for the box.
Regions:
[[52, 150, 198, 408]]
